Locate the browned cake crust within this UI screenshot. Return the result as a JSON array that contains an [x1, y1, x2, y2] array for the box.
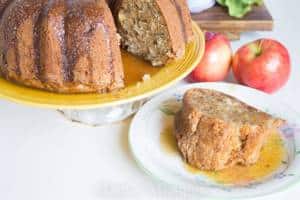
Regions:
[[156, 0, 194, 56], [174, 89, 285, 171], [0, 0, 124, 93]]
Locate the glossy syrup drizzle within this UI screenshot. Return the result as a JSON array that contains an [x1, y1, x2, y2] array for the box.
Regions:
[[122, 50, 160, 86], [160, 125, 287, 185]]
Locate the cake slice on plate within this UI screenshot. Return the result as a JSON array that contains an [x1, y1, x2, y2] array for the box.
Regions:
[[174, 88, 285, 171]]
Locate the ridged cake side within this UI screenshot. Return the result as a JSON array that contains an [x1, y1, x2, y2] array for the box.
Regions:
[[0, 0, 124, 93]]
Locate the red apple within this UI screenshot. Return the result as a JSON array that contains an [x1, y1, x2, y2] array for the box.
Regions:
[[232, 39, 291, 94], [189, 32, 232, 82]]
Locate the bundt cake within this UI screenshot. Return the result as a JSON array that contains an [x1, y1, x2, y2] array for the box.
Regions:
[[0, 0, 194, 93]]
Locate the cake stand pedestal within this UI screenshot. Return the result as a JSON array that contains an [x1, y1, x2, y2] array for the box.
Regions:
[[59, 99, 147, 126]]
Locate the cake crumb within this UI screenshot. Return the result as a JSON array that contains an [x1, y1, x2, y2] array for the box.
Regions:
[[142, 74, 151, 82]]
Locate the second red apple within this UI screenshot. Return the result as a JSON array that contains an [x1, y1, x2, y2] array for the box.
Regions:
[[232, 39, 291, 93], [189, 32, 232, 82]]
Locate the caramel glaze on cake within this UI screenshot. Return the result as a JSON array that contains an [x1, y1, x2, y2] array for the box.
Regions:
[[0, 0, 124, 93]]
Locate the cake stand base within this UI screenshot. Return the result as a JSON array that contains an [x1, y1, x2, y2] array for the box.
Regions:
[[59, 99, 147, 126]]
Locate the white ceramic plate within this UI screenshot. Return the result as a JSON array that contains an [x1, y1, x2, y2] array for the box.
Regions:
[[129, 82, 300, 199]]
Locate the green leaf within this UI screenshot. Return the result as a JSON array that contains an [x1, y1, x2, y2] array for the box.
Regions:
[[217, 0, 226, 6], [242, 0, 263, 5], [217, 0, 263, 18]]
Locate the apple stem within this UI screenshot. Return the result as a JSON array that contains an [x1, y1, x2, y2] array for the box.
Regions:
[[256, 40, 263, 57], [205, 31, 216, 41]]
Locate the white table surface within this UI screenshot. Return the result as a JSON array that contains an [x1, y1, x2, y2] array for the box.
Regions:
[[0, 1, 299, 199]]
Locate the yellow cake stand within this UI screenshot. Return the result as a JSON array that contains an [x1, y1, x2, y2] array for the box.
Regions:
[[0, 22, 205, 125]]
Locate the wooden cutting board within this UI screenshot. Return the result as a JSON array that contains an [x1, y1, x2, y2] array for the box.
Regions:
[[191, 3, 273, 40]]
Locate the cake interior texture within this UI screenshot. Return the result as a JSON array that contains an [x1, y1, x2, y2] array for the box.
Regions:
[[116, 0, 172, 66]]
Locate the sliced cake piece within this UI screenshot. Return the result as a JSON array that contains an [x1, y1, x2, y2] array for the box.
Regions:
[[174, 88, 285, 171], [112, 0, 194, 66]]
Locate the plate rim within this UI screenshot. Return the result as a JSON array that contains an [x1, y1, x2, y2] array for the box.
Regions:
[[0, 22, 204, 109], [128, 82, 300, 199]]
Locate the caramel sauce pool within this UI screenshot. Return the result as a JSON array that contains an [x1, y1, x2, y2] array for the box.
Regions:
[[160, 126, 287, 185], [122, 51, 160, 86], [160, 126, 179, 155]]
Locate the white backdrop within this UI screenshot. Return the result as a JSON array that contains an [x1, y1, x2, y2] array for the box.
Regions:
[[0, 0, 299, 199]]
